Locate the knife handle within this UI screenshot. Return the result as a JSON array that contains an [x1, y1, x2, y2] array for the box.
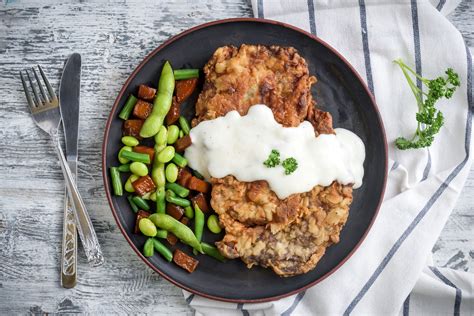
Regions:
[[52, 134, 104, 266], [61, 188, 77, 288]]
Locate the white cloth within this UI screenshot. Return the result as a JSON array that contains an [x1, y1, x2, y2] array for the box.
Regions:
[[184, 0, 473, 314]]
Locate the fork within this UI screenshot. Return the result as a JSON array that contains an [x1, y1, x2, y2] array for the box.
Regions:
[[20, 66, 104, 266]]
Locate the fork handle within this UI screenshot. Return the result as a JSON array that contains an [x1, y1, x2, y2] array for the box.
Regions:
[[52, 135, 104, 266]]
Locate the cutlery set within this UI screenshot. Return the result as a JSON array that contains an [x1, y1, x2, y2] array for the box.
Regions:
[[20, 54, 103, 288]]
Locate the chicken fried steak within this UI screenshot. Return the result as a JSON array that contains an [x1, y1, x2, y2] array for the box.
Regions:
[[196, 44, 354, 276]]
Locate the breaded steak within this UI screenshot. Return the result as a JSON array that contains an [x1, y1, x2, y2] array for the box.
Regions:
[[197, 44, 353, 276], [193, 44, 316, 127]]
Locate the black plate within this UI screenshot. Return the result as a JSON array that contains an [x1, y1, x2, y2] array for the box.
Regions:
[[103, 18, 387, 303]]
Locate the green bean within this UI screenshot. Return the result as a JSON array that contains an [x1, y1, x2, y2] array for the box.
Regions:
[[174, 69, 199, 80], [172, 152, 188, 168], [121, 136, 139, 147], [184, 205, 194, 219], [125, 174, 139, 192], [193, 203, 205, 255], [110, 167, 123, 196], [140, 61, 174, 138], [201, 242, 226, 262], [167, 125, 180, 144], [157, 146, 175, 163], [127, 195, 139, 213], [118, 146, 132, 164], [154, 126, 168, 146], [166, 191, 190, 207], [139, 218, 157, 237], [152, 238, 173, 262], [207, 214, 222, 234], [179, 116, 191, 135], [165, 182, 189, 198], [151, 163, 166, 187], [165, 163, 178, 183], [120, 150, 151, 164], [156, 186, 166, 214], [179, 130, 184, 138], [118, 94, 138, 120], [155, 229, 167, 239], [143, 238, 154, 257], [149, 191, 157, 202], [130, 161, 148, 176], [118, 164, 131, 172], [148, 213, 203, 253], [132, 196, 150, 211], [167, 190, 176, 197]]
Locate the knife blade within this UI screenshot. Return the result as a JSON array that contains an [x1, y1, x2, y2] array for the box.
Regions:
[[59, 53, 81, 288]]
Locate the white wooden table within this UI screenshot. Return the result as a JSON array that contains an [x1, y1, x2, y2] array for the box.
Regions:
[[0, 1, 472, 314]]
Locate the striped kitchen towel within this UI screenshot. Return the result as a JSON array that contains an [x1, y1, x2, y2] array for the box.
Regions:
[[184, 0, 473, 314]]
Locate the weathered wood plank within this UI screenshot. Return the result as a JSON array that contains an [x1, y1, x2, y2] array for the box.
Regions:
[[0, 0, 471, 314]]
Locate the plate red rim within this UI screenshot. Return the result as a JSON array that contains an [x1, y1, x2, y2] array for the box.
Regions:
[[102, 17, 388, 303]]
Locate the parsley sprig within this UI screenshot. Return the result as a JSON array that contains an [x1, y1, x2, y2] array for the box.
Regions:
[[282, 158, 298, 175], [263, 149, 281, 167], [263, 149, 298, 175], [394, 59, 460, 150]]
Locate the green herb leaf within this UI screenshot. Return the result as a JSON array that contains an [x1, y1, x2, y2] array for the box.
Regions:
[[263, 149, 281, 168], [282, 157, 298, 175], [393, 59, 460, 150]]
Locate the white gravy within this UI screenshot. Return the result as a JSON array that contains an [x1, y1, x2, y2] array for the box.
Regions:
[[184, 104, 365, 199]]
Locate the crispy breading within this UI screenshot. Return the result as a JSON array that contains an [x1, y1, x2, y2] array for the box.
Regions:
[[197, 45, 354, 276], [216, 183, 353, 276], [193, 44, 316, 127]]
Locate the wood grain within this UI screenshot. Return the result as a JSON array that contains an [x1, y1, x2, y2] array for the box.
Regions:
[[0, 0, 471, 314]]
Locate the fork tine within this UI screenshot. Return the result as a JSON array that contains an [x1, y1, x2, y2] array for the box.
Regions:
[[20, 71, 36, 109], [32, 66, 49, 103], [38, 65, 57, 100], [26, 69, 43, 106]]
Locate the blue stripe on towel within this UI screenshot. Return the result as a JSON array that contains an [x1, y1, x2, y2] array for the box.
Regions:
[[403, 294, 410, 316], [429, 267, 462, 315], [436, 0, 446, 12], [307, 0, 317, 36], [281, 291, 306, 316], [358, 0, 374, 95]]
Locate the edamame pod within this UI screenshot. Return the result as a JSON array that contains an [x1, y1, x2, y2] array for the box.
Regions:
[[140, 62, 175, 138], [148, 213, 203, 253]]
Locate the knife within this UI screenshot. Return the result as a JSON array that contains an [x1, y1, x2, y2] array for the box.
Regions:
[[59, 53, 104, 288], [59, 53, 81, 288]]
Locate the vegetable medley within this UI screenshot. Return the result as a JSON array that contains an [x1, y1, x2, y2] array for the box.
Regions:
[[110, 61, 225, 273]]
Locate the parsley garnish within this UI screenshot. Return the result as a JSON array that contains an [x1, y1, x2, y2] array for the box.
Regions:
[[282, 157, 298, 175], [263, 150, 298, 175], [263, 149, 280, 167], [394, 59, 460, 150]]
